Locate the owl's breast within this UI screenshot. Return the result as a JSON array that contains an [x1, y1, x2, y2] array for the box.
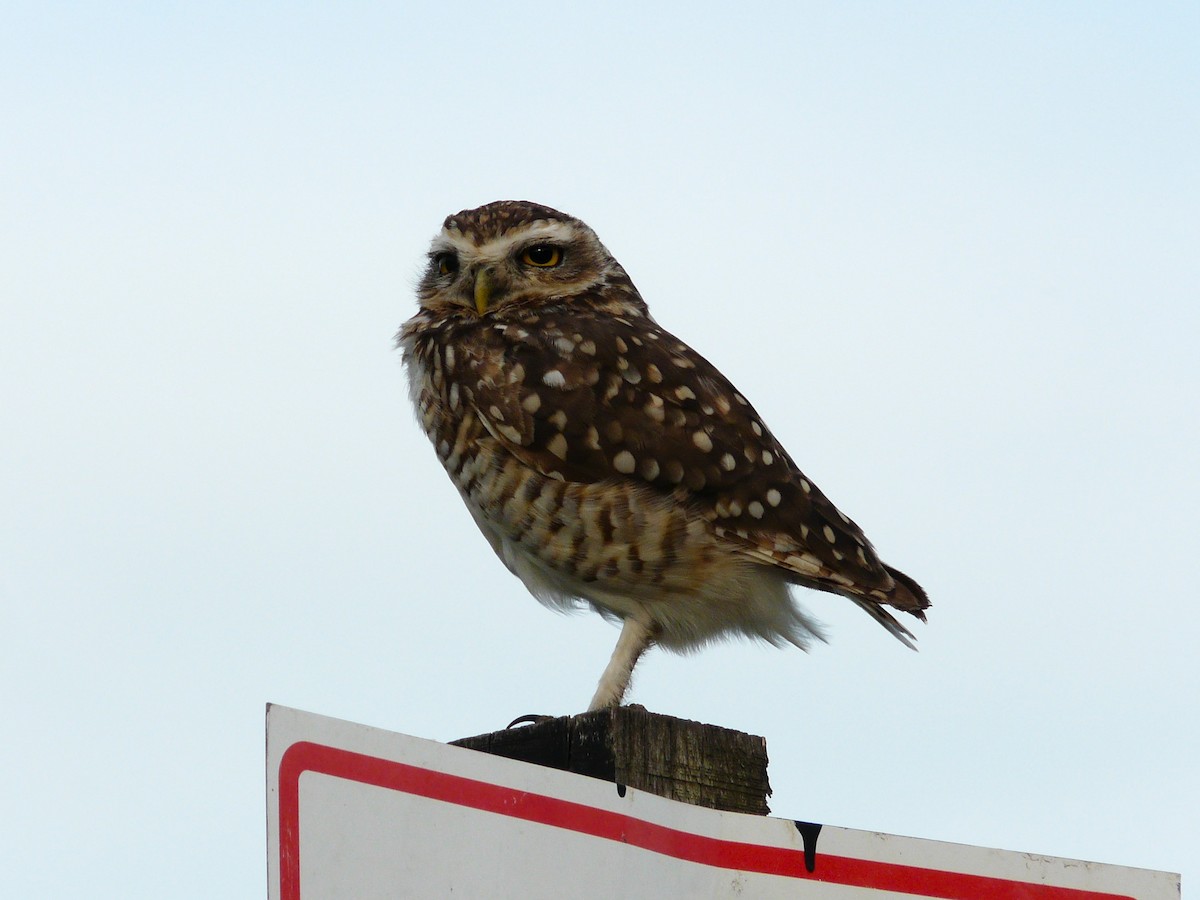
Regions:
[[400, 317, 490, 477]]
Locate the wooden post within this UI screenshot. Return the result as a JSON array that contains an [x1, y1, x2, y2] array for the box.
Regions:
[[452, 705, 771, 815]]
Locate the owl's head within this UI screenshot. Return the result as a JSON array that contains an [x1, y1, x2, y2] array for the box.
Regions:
[[417, 201, 642, 318]]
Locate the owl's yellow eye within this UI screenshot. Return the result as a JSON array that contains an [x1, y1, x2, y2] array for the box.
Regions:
[[520, 244, 561, 268]]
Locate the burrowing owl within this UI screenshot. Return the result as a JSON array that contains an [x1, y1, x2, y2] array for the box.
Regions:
[[399, 200, 929, 710]]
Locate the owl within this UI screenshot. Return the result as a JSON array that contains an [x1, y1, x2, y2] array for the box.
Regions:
[[398, 200, 929, 711]]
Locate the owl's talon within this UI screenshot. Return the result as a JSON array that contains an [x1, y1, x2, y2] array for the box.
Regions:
[[506, 714, 556, 729]]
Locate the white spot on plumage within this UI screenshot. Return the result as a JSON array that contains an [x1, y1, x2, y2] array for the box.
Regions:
[[645, 394, 665, 422], [548, 433, 569, 460], [675, 385, 696, 401], [748, 501, 764, 519], [823, 525, 836, 543], [720, 453, 736, 471], [766, 488, 781, 507], [613, 450, 636, 474], [761, 450, 774, 465], [543, 370, 567, 388], [786, 553, 821, 574], [522, 393, 542, 413], [692, 431, 713, 452]]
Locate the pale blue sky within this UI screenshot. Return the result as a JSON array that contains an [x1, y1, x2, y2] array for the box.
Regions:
[[2, 2, 1196, 895]]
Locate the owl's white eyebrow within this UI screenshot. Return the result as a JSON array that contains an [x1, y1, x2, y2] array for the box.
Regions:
[[436, 221, 580, 262], [429, 236, 465, 257]]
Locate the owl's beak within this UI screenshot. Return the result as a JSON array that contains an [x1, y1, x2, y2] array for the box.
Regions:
[[473, 268, 494, 316]]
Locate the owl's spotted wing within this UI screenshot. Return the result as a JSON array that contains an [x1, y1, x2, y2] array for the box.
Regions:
[[462, 309, 926, 625]]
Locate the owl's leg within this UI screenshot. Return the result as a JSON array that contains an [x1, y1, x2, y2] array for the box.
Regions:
[[588, 617, 656, 711]]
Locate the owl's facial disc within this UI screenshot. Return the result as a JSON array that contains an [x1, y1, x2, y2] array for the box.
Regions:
[[420, 215, 611, 316]]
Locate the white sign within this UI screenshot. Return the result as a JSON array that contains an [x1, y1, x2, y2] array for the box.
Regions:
[[266, 705, 1179, 899]]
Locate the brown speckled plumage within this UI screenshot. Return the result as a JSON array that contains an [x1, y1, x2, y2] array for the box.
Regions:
[[399, 200, 929, 709]]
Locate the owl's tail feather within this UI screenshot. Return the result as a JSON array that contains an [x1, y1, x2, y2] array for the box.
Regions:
[[849, 596, 919, 650], [841, 566, 930, 650], [883, 565, 930, 620]]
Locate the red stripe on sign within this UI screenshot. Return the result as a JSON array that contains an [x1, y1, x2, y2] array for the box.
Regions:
[[276, 741, 1133, 900]]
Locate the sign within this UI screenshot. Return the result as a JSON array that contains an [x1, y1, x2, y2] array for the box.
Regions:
[[266, 705, 1179, 899]]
